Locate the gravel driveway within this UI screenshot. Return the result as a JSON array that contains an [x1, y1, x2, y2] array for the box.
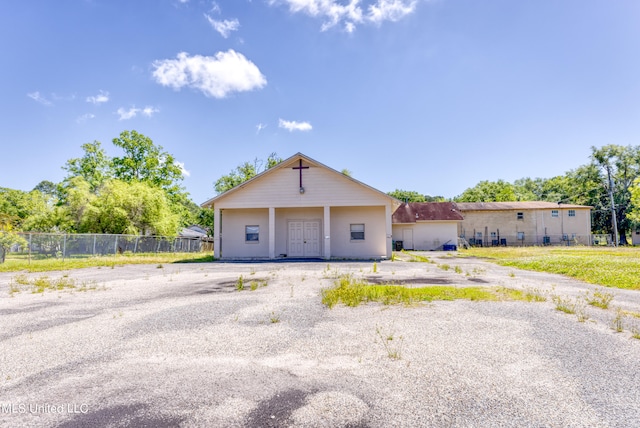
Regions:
[[2, 253, 640, 427]]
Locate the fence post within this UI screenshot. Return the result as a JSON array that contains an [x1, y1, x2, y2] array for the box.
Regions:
[[93, 235, 97, 256], [156, 237, 161, 253], [114, 235, 118, 257], [134, 236, 139, 254], [63, 234, 67, 261]]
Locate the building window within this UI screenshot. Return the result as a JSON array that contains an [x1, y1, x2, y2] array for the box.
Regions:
[[568, 209, 576, 217], [517, 232, 525, 240], [517, 212, 524, 220], [245, 225, 259, 242], [476, 232, 482, 239], [551, 210, 559, 218], [350, 224, 365, 240], [490, 232, 497, 239]]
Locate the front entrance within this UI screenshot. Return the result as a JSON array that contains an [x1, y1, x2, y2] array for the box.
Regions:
[[288, 220, 321, 257]]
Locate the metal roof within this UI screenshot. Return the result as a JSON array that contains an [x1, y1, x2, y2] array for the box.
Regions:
[[392, 202, 464, 223]]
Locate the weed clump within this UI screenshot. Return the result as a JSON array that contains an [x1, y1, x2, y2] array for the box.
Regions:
[[321, 275, 533, 308]]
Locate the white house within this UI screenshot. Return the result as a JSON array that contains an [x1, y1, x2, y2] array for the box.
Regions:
[[201, 153, 400, 260], [391, 202, 463, 250]]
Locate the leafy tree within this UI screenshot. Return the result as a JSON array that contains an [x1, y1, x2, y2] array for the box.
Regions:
[[591, 144, 640, 243], [454, 180, 517, 202], [387, 189, 426, 203], [20, 190, 73, 233], [33, 180, 60, 200], [111, 130, 184, 195], [214, 153, 282, 194], [81, 180, 180, 236], [0, 216, 27, 263], [626, 178, 640, 228], [341, 168, 352, 177], [63, 141, 112, 192]]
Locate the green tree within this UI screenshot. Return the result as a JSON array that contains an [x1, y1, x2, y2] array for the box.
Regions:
[[63, 141, 112, 192], [214, 153, 282, 194], [591, 144, 640, 243], [81, 180, 180, 236], [0, 215, 28, 263], [454, 180, 517, 202], [387, 189, 426, 203], [111, 130, 184, 195]]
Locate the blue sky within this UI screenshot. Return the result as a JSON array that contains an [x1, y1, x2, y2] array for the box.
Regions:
[[2, 0, 639, 204]]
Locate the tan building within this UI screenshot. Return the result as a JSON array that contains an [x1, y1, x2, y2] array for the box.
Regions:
[[201, 153, 399, 260], [392, 202, 463, 250], [455, 202, 592, 246]]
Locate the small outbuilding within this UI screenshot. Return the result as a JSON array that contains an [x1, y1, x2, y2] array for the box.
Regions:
[[392, 202, 463, 250]]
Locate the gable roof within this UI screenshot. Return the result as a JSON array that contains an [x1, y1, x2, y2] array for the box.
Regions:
[[201, 152, 400, 208], [455, 201, 592, 211], [392, 202, 464, 223]]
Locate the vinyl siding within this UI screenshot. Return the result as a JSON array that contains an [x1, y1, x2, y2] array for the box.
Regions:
[[213, 165, 391, 209], [392, 222, 459, 251], [330, 206, 387, 258]]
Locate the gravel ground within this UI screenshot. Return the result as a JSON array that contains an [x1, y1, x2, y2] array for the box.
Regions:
[[2, 253, 640, 427]]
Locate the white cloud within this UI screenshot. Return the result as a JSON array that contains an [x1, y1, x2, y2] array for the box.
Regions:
[[76, 113, 95, 123], [116, 106, 159, 120], [86, 90, 110, 105], [279, 118, 313, 132], [367, 0, 417, 24], [152, 50, 267, 99], [175, 161, 191, 177], [269, 0, 418, 31], [142, 106, 159, 117], [205, 14, 240, 38], [27, 91, 53, 106]]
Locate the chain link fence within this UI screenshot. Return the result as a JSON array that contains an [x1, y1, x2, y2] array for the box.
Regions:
[[8, 233, 211, 259]]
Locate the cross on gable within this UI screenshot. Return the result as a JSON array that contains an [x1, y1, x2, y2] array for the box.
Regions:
[[292, 159, 309, 192]]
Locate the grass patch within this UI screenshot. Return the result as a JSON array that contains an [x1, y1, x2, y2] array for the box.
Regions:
[[551, 295, 576, 314], [322, 275, 534, 308], [8, 274, 100, 295], [0, 252, 214, 273], [403, 251, 433, 263], [584, 287, 615, 309], [462, 247, 640, 290]]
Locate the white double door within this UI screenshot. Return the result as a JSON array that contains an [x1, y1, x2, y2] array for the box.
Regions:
[[288, 220, 321, 257]]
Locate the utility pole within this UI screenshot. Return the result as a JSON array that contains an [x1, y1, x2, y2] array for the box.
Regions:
[[606, 164, 619, 247]]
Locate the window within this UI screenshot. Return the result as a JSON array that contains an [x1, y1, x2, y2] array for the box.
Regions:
[[490, 232, 497, 239], [551, 210, 559, 218], [245, 225, 259, 242], [517, 212, 524, 220], [476, 232, 482, 239], [350, 224, 365, 240], [517, 232, 525, 240], [568, 209, 576, 217]]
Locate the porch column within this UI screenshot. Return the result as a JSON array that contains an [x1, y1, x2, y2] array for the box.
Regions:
[[323, 206, 331, 260], [385, 204, 392, 258], [269, 207, 276, 259], [214, 207, 221, 258]]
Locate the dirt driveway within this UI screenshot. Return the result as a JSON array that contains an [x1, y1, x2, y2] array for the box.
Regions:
[[2, 254, 640, 427]]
